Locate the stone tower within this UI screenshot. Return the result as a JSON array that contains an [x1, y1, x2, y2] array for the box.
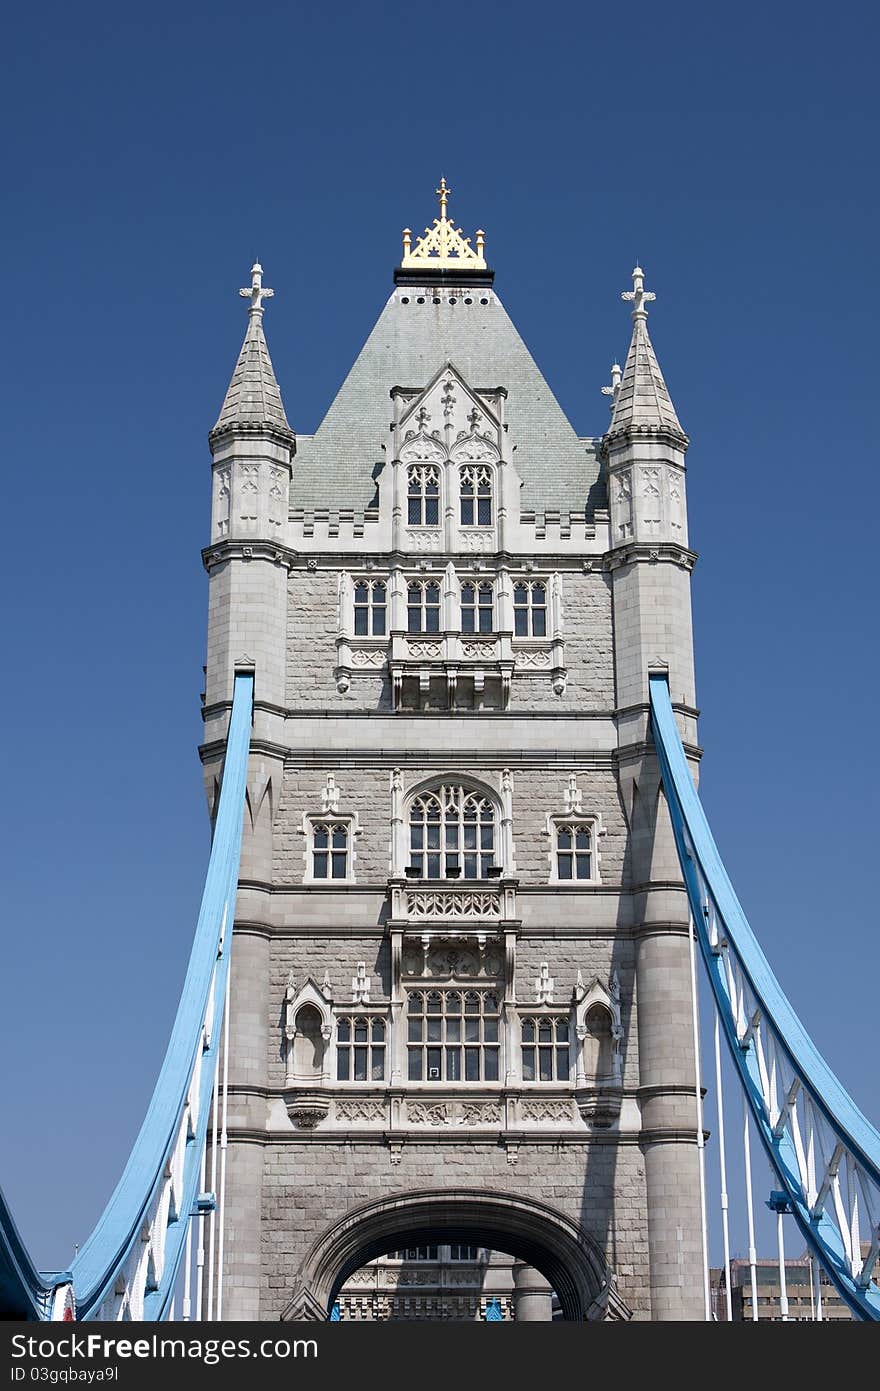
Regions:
[[200, 186, 704, 1321]]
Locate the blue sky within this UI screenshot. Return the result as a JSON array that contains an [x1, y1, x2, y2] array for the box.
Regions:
[[1, 0, 877, 1278]]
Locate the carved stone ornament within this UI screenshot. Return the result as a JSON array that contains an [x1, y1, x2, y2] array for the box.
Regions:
[[286, 1093, 331, 1130], [575, 1088, 623, 1129], [335, 1099, 386, 1124], [520, 1099, 574, 1125], [406, 1101, 451, 1126]]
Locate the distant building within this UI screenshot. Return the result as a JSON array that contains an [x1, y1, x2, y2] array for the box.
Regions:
[[711, 1257, 853, 1321], [335, 1247, 558, 1320]]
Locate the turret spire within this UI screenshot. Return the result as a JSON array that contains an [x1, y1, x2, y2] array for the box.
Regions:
[[607, 266, 685, 440], [212, 259, 292, 440]]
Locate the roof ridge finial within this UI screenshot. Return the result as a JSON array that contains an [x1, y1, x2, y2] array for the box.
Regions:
[[239, 259, 275, 317], [621, 264, 655, 321], [400, 181, 487, 271]]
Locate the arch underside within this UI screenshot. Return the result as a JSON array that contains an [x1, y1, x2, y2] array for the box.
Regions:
[[281, 1187, 632, 1322]]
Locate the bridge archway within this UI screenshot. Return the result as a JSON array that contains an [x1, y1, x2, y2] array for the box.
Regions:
[[281, 1188, 631, 1321]]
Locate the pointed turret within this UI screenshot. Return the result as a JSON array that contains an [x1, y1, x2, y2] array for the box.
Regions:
[[607, 267, 685, 442], [204, 260, 294, 719], [210, 261, 293, 442]]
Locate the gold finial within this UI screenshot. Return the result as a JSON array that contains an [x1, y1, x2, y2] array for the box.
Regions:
[[400, 180, 487, 271]]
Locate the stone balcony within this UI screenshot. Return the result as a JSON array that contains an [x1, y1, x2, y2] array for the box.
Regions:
[[388, 877, 518, 925], [389, 632, 516, 709]]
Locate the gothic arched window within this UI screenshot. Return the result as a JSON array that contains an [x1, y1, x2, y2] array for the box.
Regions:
[[408, 784, 496, 879], [310, 820, 351, 879], [407, 465, 441, 526], [353, 579, 387, 636], [459, 465, 493, 527], [521, 1016, 570, 1082], [407, 580, 441, 634], [513, 581, 547, 637], [554, 822, 592, 880], [460, 581, 494, 634]]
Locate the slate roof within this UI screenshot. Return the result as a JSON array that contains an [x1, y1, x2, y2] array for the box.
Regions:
[[290, 289, 604, 518], [212, 311, 292, 437], [608, 313, 684, 438]]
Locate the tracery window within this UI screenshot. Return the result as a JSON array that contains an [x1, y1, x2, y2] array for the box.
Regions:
[[336, 1016, 385, 1081], [406, 990, 500, 1082], [353, 579, 387, 636], [459, 465, 493, 527], [521, 1016, 570, 1082], [309, 820, 350, 880], [407, 580, 441, 634], [408, 785, 496, 879], [460, 581, 494, 634], [553, 821, 594, 881], [450, 1244, 479, 1261], [513, 580, 547, 637], [407, 465, 441, 526]]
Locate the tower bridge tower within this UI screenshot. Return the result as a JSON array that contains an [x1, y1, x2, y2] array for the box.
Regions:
[[200, 186, 704, 1320]]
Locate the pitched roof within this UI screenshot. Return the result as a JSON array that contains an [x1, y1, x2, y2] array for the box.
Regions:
[[212, 310, 292, 439], [290, 288, 603, 516]]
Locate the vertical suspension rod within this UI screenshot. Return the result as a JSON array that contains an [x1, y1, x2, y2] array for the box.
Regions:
[[216, 976, 231, 1321], [742, 1096, 759, 1321], [714, 1011, 733, 1322], [206, 1043, 221, 1319], [688, 913, 712, 1320]]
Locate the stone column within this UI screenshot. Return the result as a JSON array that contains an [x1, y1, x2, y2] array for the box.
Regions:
[[512, 1262, 553, 1321]]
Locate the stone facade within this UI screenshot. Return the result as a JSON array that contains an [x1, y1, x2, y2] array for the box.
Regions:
[[201, 226, 705, 1320]]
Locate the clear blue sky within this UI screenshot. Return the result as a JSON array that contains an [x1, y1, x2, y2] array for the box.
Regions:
[[1, 0, 877, 1277]]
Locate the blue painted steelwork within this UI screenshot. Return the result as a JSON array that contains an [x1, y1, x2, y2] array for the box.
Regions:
[[66, 673, 253, 1320], [0, 1187, 56, 1319], [484, 1296, 503, 1320], [649, 673, 880, 1321]]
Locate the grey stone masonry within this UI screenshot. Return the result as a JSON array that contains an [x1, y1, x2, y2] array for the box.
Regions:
[[202, 244, 705, 1320]]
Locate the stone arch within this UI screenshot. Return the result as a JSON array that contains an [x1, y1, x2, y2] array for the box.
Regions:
[[281, 1187, 631, 1322], [404, 771, 501, 811]]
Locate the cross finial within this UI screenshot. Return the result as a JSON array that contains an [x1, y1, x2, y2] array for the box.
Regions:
[[601, 361, 623, 407], [436, 177, 451, 220], [621, 265, 655, 319], [239, 260, 275, 315]]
